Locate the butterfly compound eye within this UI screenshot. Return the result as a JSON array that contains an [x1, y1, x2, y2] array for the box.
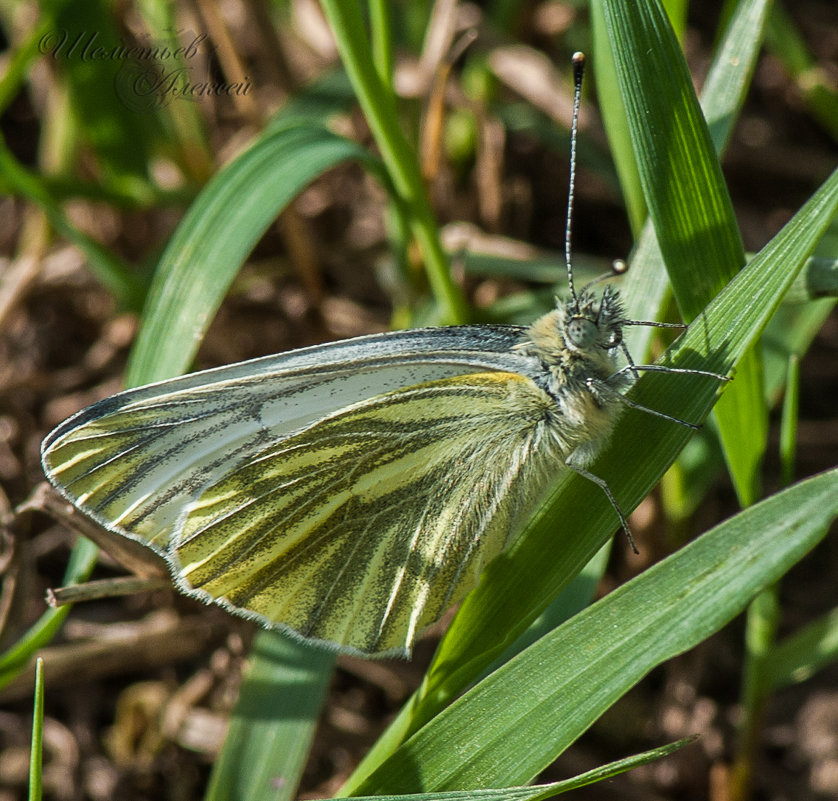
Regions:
[[567, 316, 598, 348]]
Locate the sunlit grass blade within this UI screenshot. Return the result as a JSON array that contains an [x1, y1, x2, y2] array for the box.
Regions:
[[598, 0, 744, 308], [597, 0, 765, 507], [28, 658, 45, 801], [350, 468, 838, 794], [319, 0, 467, 325], [620, 0, 772, 361], [340, 736, 694, 800], [600, 0, 771, 360]]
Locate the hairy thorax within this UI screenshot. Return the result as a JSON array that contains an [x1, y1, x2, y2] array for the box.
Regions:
[[515, 306, 627, 463]]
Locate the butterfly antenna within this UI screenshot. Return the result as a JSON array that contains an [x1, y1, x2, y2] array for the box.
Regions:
[[578, 258, 629, 297], [565, 51, 585, 313]]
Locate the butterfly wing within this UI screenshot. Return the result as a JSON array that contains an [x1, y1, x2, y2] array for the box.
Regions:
[[42, 326, 532, 552], [177, 371, 566, 655], [42, 327, 566, 655]]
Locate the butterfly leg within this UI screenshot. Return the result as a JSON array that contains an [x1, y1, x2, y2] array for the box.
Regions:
[[618, 341, 641, 383], [592, 365, 730, 429], [611, 363, 730, 382], [566, 461, 638, 554]]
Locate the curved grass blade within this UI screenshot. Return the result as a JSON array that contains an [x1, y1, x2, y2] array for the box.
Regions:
[[341, 737, 694, 800], [599, 0, 745, 310], [126, 121, 382, 386], [352, 468, 838, 794]]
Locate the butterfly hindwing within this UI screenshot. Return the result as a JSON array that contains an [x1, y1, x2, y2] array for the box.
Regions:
[[172, 371, 564, 655]]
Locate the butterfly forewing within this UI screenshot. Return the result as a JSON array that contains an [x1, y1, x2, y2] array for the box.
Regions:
[[42, 327, 534, 552], [170, 371, 564, 655]]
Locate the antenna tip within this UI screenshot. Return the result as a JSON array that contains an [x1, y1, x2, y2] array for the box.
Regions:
[[572, 52, 585, 85], [611, 258, 628, 276]]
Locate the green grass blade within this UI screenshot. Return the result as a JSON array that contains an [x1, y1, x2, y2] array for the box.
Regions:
[[205, 633, 336, 801], [701, 0, 772, 153], [319, 0, 467, 324], [610, 0, 771, 359], [767, 606, 838, 690], [343, 167, 838, 790], [340, 737, 693, 800], [369, 0, 395, 93], [590, 6, 646, 236], [28, 658, 45, 801], [126, 121, 379, 386], [599, 0, 745, 308], [597, 0, 766, 507], [779, 354, 801, 486], [479, 543, 612, 680], [763, 235, 838, 401], [352, 469, 838, 793]]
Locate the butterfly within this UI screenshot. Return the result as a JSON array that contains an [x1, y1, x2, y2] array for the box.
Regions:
[[40, 53, 727, 657], [41, 280, 729, 656]]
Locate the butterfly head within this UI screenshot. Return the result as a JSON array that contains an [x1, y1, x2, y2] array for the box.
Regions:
[[562, 284, 624, 355]]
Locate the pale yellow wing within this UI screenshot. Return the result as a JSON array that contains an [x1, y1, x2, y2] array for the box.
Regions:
[[42, 327, 534, 555], [169, 371, 564, 656]]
